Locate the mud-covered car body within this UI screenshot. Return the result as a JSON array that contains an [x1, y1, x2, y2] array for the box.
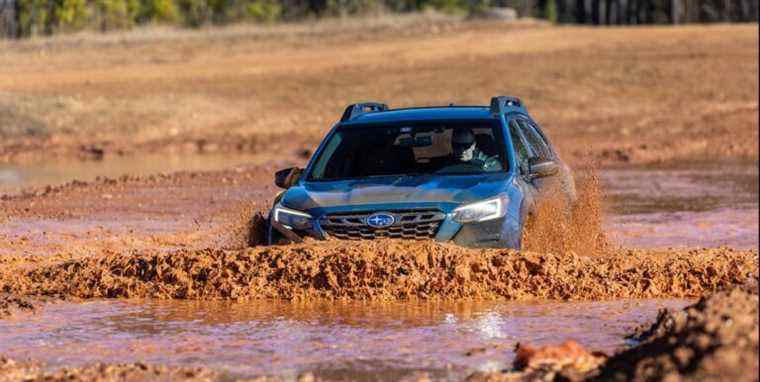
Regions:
[[267, 96, 575, 249]]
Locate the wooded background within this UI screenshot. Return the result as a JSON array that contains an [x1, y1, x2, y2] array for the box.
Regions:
[[0, 0, 757, 38]]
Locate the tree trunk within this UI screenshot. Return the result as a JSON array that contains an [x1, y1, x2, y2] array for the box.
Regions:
[[738, 0, 749, 20], [618, 0, 627, 23], [671, 0, 679, 23], [605, 0, 615, 23], [627, 0, 637, 23], [557, 0, 569, 22], [576, 0, 587, 23], [591, 0, 600, 23]]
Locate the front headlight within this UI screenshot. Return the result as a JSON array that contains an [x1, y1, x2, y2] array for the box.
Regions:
[[451, 195, 508, 223], [273, 204, 312, 230]]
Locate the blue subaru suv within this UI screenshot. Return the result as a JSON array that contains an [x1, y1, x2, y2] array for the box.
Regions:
[[267, 96, 575, 249]]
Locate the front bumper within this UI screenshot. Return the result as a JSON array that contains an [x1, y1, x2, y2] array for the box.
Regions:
[[269, 209, 522, 249]]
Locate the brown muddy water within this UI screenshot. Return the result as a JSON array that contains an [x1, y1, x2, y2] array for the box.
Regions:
[[602, 162, 758, 249], [0, 158, 756, 379], [3, 156, 757, 249], [0, 153, 274, 194], [0, 298, 690, 380]]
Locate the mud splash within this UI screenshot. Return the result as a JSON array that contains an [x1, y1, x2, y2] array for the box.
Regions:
[[1, 240, 755, 301], [523, 168, 608, 256]]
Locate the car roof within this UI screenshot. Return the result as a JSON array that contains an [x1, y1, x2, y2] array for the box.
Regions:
[[340, 106, 498, 125]]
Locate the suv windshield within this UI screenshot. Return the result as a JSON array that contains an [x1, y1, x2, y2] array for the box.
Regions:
[[307, 121, 508, 181]]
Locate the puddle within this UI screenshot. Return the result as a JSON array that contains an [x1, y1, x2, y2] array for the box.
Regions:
[[3, 157, 756, 250], [601, 162, 759, 249], [0, 159, 753, 378], [0, 298, 690, 380], [0, 153, 271, 194]]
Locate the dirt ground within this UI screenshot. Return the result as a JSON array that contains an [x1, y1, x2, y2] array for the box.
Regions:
[[0, 161, 757, 381], [0, 18, 757, 167], [0, 295, 34, 319], [0, 16, 758, 382], [465, 282, 759, 382], [0, 240, 756, 301]]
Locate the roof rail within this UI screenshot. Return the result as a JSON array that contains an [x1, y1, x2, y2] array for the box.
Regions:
[[489, 96, 525, 115], [340, 102, 389, 122]]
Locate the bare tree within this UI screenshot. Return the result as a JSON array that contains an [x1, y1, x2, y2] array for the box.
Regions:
[[0, 0, 17, 38]]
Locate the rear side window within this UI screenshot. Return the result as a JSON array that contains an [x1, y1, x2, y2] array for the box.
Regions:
[[517, 119, 553, 161], [508, 120, 530, 173]]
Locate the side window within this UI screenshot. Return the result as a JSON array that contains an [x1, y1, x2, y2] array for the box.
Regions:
[[508, 120, 530, 173], [517, 119, 552, 161]]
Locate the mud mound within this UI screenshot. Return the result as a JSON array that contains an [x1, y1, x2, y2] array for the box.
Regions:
[[1, 241, 755, 301], [0, 294, 35, 318], [592, 281, 759, 381], [465, 282, 759, 382]]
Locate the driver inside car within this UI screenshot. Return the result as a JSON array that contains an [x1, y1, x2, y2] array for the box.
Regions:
[[450, 128, 502, 171]]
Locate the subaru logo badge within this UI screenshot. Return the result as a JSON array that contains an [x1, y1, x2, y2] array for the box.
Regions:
[[366, 213, 395, 228]]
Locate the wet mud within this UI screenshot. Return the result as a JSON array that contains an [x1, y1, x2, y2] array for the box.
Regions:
[[594, 281, 759, 381], [0, 240, 755, 301], [603, 162, 759, 250], [0, 295, 34, 319], [0, 357, 242, 382], [1, 284, 755, 381], [466, 282, 759, 382], [0, 147, 757, 381]]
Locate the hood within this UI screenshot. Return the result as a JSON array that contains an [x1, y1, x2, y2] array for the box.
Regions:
[[281, 173, 513, 212]]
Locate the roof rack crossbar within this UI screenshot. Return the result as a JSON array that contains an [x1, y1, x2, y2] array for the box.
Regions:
[[340, 102, 389, 122], [489, 96, 525, 115]]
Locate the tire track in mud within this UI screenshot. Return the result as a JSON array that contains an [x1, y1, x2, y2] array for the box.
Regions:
[[1, 240, 756, 301]]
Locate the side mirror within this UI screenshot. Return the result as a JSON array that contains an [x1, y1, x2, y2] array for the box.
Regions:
[[529, 159, 559, 179], [274, 167, 303, 189]]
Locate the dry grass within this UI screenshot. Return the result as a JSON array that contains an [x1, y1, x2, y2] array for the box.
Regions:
[[0, 20, 757, 165]]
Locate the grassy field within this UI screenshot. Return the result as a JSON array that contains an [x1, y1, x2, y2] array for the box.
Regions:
[[0, 17, 757, 166]]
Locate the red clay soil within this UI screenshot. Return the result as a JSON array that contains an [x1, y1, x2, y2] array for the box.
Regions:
[[0, 240, 755, 301], [0, 358, 258, 382], [0, 294, 35, 318], [466, 282, 759, 382], [0, 164, 281, 257], [591, 282, 759, 382]]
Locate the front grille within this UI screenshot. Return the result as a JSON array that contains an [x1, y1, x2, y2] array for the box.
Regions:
[[319, 210, 446, 240]]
